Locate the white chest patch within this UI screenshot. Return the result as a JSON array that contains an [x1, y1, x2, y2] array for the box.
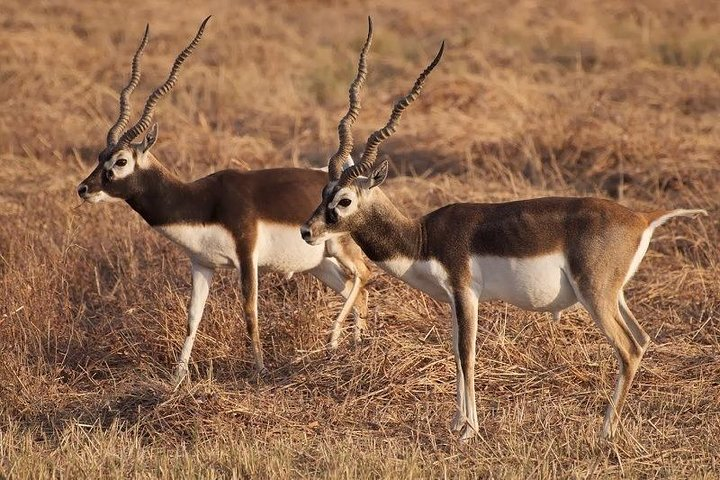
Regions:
[[155, 224, 239, 269], [255, 221, 325, 275], [470, 253, 577, 312], [378, 257, 452, 303]]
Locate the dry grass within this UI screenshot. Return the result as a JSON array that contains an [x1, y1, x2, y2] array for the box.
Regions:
[[1, 0, 719, 478]]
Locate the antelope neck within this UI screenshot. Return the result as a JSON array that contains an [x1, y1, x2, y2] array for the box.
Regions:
[[125, 166, 200, 226], [350, 195, 425, 262]]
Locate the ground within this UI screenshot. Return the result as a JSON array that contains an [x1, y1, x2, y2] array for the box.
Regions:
[[0, 0, 718, 478]]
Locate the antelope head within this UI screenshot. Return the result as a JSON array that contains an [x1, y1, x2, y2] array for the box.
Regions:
[[302, 39, 444, 245], [77, 17, 210, 203]]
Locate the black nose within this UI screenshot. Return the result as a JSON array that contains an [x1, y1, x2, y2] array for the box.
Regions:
[[301, 228, 310, 241], [77, 184, 88, 198]]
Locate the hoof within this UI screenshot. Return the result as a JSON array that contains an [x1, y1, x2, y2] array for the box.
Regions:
[[352, 322, 367, 345], [254, 365, 270, 378], [172, 363, 189, 387], [459, 424, 477, 442], [451, 411, 465, 433], [352, 330, 365, 346], [327, 327, 343, 350], [600, 424, 617, 441]]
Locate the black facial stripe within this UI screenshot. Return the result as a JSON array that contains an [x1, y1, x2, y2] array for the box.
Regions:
[[322, 185, 344, 224], [325, 206, 338, 225]]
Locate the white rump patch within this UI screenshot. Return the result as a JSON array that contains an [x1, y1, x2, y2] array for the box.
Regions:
[[155, 224, 239, 269], [623, 208, 707, 285], [624, 229, 652, 285]]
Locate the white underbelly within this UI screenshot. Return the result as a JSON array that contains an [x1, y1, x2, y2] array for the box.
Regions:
[[471, 253, 577, 312], [155, 224, 239, 268], [255, 221, 325, 274]]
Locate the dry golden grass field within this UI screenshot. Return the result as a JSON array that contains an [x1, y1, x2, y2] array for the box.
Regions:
[[1, 0, 719, 478]]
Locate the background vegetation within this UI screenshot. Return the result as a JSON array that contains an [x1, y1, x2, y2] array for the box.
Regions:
[[0, 0, 718, 477]]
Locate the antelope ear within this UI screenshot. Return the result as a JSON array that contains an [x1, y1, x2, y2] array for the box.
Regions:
[[366, 157, 389, 189], [142, 123, 158, 152]]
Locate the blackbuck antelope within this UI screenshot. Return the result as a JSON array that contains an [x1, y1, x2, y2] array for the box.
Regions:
[[77, 18, 375, 382], [301, 41, 708, 440]]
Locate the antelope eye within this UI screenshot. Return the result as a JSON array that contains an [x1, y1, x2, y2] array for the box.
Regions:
[[115, 158, 127, 167], [338, 198, 352, 208]]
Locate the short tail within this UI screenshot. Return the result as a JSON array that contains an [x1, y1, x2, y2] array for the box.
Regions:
[[641, 208, 708, 230]]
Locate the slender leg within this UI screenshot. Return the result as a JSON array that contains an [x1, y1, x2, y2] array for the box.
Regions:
[[582, 294, 645, 440], [348, 259, 370, 344], [450, 303, 466, 432], [326, 239, 371, 346], [352, 288, 369, 344], [332, 274, 362, 348], [451, 289, 480, 440], [310, 258, 364, 349], [174, 261, 214, 386], [618, 291, 651, 350], [239, 254, 265, 373]]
